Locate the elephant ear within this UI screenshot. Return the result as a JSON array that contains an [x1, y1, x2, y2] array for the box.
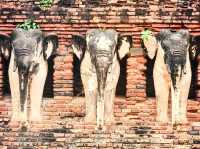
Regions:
[[190, 35, 200, 58], [72, 35, 86, 60], [117, 35, 132, 59], [0, 33, 11, 60], [142, 32, 158, 59], [43, 33, 58, 60]]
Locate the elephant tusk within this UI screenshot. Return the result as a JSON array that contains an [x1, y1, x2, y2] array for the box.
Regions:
[[29, 63, 34, 73], [21, 82, 24, 90], [21, 75, 24, 90], [183, 65, 187, 74]]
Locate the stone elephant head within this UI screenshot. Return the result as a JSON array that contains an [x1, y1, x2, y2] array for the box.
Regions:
[[72, 29, 132, 128], [0, 28, 58, 122], [142, 29, 199, 124]]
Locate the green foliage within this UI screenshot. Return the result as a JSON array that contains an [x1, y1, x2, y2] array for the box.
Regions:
[[17, 19, 40, 30], [141, 29, 152, 41], [39, 0, 53, 9]]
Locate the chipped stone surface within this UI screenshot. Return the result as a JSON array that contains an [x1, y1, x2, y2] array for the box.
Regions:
[[0, 0, 199, 148]]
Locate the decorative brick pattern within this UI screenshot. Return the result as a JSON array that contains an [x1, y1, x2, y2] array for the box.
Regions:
[[0, 0, 199, 148]]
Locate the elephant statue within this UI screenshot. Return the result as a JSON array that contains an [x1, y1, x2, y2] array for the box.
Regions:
[[142, 29, 199, 124], [72, 29, 132, 128], [0, 28, 58, 122]]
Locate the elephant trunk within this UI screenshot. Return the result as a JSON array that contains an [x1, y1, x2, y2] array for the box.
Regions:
[[97, 67, 108, 98], [95, 56, 111, 127], [18, 71, 29, 112], [96, 66, 109, 128], [95, 59, 111, 97], [164, 49, 187, 89], [16, 55, 32, 112], [167, 50, 187, 124]]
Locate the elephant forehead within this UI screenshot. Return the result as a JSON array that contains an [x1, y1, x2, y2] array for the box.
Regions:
[[87, 29, 117, 46], [162, 34, 189, 49], [13, 38, 37, 50], [170, 33, 188, 43], [87, 29, 117, 39], [88, 34, 116, 50], [96, 36, 115, 49], [12, 29, 43, 53], [12, 28, 43, 41]]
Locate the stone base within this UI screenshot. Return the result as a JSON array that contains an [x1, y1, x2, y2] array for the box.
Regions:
[[0, 97, 200, 148]]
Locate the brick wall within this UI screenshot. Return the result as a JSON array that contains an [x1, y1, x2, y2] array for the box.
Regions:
[[0, 0, 200, 148]]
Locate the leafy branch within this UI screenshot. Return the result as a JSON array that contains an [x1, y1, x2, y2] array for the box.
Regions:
[[17, 19, 40, 30], [141, 29, 152, 41]]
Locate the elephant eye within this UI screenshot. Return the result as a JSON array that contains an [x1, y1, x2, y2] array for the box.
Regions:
[[161, 43, 168, 52], [110, 44, 116, 49], [182, 42, 188, 47], [109, 45, 113, 49]]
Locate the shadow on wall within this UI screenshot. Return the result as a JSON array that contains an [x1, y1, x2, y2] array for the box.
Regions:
[[189, 58, 197, 99], [73, 54, 84, 96], [73, 54, 127, 97], [2, 56, 54, 98], [43, 57, 54, 98], [146, 57, 155, 97], [3, 58, 10, 96], [116, 56, 127, 96]]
